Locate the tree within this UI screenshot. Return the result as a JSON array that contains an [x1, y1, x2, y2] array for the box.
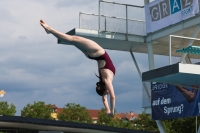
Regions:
[[131, 113, 200, 133], [97, 108, 134, 129], [115, 118, 134, 129], [132, 113, 159, 132], [163, 116, 198, 133], [57, 103, 92, 123], [21, 101, 53, 120], [0, 101, 16, 116], [97, 108, 116, 126]]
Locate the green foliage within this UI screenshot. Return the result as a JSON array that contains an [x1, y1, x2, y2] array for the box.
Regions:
[[21, 101, 53, 120], [115, 118, 134, 129], [132, 113, 159, 132], [0, 101, 16, 116], [97, 108, 134, 129], [163, 116, 198, 133], [97, 108, 116, 126], [57, 103, 92, 123]]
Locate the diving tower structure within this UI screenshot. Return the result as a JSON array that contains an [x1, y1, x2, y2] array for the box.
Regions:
[[58, 0, 200, 133], [58, 0, 200, 108]]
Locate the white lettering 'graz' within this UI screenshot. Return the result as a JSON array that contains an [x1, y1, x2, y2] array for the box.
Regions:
[[149, 0, 194, 21]]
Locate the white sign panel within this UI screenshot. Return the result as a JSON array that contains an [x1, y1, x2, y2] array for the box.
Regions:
[[145, 0, 200, 33]]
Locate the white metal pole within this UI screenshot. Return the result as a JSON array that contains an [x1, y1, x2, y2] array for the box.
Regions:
[[156, 121, 166, 133], [170, 35, 200, 40], [145, 1, 165, 132], [145, 1, 166, 132], [79, 12, 81, 28], [147, 43, 155, 70], [130, 51, 151, 100], [169, 35, 172, 65], [105, 16, 106, 31], [98, 0, 101, 31], [185, 55, 192, 64], [147, 42, 166, 133], [144, 0, 150, 5], [196, 116, 197, 133], [126, 5, 128, 40]]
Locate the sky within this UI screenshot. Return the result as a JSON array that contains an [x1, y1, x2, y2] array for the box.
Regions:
[[0, 0, 167, 116]]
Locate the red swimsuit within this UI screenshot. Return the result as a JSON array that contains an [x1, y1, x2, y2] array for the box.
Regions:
[[88, 51, 116, 75]]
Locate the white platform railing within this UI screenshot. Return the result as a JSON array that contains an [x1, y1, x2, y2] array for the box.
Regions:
[[79, 1, 146, 36]]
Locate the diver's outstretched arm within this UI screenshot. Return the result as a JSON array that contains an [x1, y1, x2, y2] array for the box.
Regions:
[[101, 70, 115, 115], [102, 93, 111, 114], [104, 79, 115, 115]]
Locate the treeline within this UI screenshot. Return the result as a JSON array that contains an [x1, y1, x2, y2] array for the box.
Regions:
[[0, 101, 199, 133]]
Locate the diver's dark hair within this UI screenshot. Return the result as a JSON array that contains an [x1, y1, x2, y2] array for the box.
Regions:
[[96, 81, 105, 96], [95, 72, 106, 96]]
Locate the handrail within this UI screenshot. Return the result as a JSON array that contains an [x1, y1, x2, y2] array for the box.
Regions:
[[79, 12, 145, 22], [100, 0, 144, 8]]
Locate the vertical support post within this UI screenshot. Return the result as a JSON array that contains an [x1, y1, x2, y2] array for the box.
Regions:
[[169, 35, 172, 65], [180, 25, 200, 62], [130, 51, 151, 100], [147, 42, 166, 133], [98, 0, 101, 31], [185, 55, 192, 64], [105, 16, 106, 31], [147, 43, 154, 70], [196, 116, 198, 133], [145, 1, 166, 132], [79, 12, 81, 28], [126, 5, 128, 40], [144, 0, 150, 5], [156, 121, 166, 133]]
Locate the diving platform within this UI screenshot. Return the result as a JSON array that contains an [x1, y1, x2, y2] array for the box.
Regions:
[[58, 28, 146, 52], [57, 12, 200, 113], [142, 63, 200, 86], [58, 14, 200, 59]]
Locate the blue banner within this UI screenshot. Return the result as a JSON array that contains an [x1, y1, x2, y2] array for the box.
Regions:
[[151, 82, 200, 120]]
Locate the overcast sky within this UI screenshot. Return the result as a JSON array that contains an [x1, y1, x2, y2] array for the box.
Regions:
[[0, 0, 164, 116]]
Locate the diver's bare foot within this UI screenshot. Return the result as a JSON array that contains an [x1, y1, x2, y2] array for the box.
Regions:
[[40, 20, 52, 34]]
